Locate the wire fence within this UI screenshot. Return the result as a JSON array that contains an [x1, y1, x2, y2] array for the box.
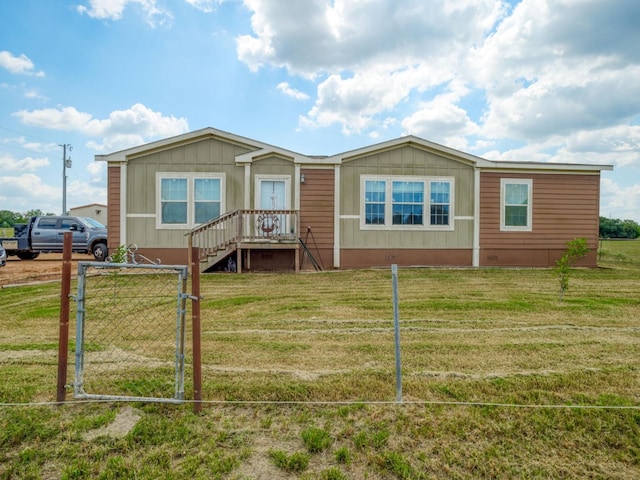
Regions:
[[71, 262, 189, 403]]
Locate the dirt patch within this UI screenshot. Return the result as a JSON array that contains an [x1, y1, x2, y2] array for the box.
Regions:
[[82, 405, 141, 441], [0, 253, 94, 287]]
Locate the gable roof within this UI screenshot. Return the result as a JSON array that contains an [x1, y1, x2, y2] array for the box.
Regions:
[[95, 127, 613, 173], [95, 126, 309, 163], [330, 135, 613, 173]]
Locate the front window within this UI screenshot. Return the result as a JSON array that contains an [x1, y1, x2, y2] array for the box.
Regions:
[[365, 180, 386, 225], [161, 178, 188, 224], [430, 181, 450, 226], [157, 173, 225, 229], [392, 181, 423, 225], [361, 176, 454, 230], [501, 178, 532, 231], [194, 178, 221, 224]]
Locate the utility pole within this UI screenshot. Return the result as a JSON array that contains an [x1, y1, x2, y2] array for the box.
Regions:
[[60, 144, 72, 215]]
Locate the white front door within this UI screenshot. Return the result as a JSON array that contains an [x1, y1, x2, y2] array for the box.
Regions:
[[255, 176, 290, 237], [259, 180, 287, 210]]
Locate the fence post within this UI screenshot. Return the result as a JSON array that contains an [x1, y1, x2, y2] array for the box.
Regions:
[[392, 264, 402, 403], [56, 232, 72, 403], [191, 246, 203, 413]]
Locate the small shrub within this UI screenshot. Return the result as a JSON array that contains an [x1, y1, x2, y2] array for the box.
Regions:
[[334, 446, 351, 464], [354, 426, 389, 450], [378, 451, 422, 480], [554, 237, 590, 301], [301, 426, 332, 453], [268, 449, 310, 473], [320, 467, 349, 480]]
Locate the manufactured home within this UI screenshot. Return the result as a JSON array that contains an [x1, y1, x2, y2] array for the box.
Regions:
[[96, 127, 612, 272]]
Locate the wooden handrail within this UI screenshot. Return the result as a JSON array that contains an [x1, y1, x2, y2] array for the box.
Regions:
[[188, 210, 299, 265]]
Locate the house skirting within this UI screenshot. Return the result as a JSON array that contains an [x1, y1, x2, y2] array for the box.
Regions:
[[479, 248, 599, 268], [339, 248, 473, 269], [122, 246, 598, 271]]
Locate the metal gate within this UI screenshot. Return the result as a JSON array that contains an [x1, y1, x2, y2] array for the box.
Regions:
[[72, 261, 189, 403]]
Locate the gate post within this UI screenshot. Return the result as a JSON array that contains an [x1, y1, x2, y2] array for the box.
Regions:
[[57, 232, 72, 403], [191, 246, 203, 413]]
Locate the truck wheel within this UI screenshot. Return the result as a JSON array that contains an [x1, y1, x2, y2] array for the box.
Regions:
[[17, 252, 40, 260], [93, 243, 108, 261]]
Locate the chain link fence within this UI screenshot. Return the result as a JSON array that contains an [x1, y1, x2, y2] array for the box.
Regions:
[[71, 261, 189, 403]]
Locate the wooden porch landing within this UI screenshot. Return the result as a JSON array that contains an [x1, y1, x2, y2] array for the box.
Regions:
[[188, 209, 301, 273]]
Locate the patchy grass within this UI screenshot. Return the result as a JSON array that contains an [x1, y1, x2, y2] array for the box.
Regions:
[[1, 256, 640, 478]]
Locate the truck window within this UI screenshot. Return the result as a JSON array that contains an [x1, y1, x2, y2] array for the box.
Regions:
[[60, 219, 78, 229], [37, 218, 58, 229]]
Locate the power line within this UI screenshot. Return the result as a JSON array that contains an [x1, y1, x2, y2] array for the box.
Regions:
[[0, 124, 55, 145]]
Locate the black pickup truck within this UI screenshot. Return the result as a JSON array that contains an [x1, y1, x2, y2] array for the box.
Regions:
[[0, 215, 108, 261]]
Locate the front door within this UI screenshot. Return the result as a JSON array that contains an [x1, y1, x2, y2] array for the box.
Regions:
[[259, 180, 286, 211], [256, 177, 290, 237]]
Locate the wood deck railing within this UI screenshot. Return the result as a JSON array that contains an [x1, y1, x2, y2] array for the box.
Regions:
[[188, 210, 299, 268]]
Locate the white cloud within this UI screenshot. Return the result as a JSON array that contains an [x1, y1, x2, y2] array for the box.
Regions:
[[184, 0, 222, 13], [237, 0, 505, 75], [13, 106, 94, 132], [13, 103, 189, 152], [473, 0, 640, 143], [238, 0, 505, 137], [0, 174, 61, 212], [67, 178, 107, 207], [401, 83, 480, 149], [600, 177, 640, 223], [0, 51, 45, 77], [276, 82, 309, 101], [0, 153, 50, 172], [77, 0, 173, 27], [301, 64, 451, 134]]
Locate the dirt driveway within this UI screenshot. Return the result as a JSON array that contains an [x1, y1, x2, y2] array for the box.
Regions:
[[0, 253, 95, 287]]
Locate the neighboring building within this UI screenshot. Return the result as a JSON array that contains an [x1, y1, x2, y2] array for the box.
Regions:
[[69, 203, 108, 225], [96, 127, 612, 272]]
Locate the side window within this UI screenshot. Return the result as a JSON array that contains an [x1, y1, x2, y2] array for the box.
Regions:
[[37, 218, 58, 229], [501, 179, 532, 231], [60, 218, 78, 230]]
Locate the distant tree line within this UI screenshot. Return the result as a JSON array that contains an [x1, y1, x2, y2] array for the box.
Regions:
[[600, 217, 640, 239], [0, 209, 55, 228]]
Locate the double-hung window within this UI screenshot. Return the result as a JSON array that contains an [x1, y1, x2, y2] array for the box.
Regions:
[[362, 176, 454, 230], [157, 173, 225, 229], [500, 178, 532, 231]]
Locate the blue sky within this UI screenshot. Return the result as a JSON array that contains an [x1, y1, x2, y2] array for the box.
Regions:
[[1, 0, 639, 222]]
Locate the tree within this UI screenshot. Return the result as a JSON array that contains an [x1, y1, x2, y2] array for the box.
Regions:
[[599, 217, 640, 239], [0, 210, 23, 228], [554, 238, 590, 302]]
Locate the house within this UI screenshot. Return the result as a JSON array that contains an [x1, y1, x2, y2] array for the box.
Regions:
[[96, 127, 612, 272], [69, 203, 108, 225]]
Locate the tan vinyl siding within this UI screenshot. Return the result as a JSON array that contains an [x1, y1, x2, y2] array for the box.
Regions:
[[299, 168, 334, 269], [107, 165, 121, 252], [340, 144, 475, 249], [124, 137, 252, 249], [479, 172, 601, 266]]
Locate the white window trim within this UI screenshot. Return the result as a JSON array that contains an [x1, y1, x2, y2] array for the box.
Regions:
[[156, 172, 226, 230], [359, 175, 455, 231], [500, 178, 532, 232]]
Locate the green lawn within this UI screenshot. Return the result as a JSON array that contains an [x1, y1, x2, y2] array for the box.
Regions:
[[1, 245, 639, 478]]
